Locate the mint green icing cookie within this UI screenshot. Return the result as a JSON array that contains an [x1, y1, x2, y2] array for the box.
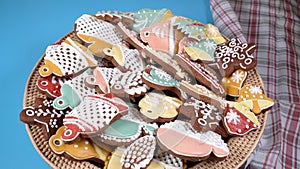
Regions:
[[53, 83, 81, 110]]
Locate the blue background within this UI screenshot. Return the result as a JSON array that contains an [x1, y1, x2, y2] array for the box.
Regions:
[[0, 0, 213, 168]]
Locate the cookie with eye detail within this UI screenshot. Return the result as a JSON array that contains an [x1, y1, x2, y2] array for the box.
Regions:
[[85, 67, 149, 98], [138, 92, 182, 123], [62, 94, 128, 142], [39, 38, 96, 77], [215, 38, 257, 77], [20, 98, 69, 139], [36, 74, 66, 98], [49, 126, 109, 164], [53, 69, 98, 110], [102, 45, 144, 72]]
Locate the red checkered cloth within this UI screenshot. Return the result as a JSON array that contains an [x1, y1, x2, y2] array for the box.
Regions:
[[210, 0, 300, 168]]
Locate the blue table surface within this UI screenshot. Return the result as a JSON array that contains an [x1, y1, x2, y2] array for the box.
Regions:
[[0, 0, 213, 168]]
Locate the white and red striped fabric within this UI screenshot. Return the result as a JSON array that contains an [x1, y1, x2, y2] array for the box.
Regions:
[[210, 0, 300, 168]]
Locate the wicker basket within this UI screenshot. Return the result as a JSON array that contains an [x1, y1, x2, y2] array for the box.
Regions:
[[23, 31, 268, 169]]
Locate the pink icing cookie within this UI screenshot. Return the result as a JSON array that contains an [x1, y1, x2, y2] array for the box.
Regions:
[[157, 120, 229, 161]]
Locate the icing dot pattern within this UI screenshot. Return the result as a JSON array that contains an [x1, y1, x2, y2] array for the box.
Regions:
[[44, 42, 88, 76], [121, 135, 156, 169], [75, 14, 123, 45]]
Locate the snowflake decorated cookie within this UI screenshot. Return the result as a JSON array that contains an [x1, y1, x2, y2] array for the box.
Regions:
[[238, 85, 274, 114], [222, 69, 248, 97]]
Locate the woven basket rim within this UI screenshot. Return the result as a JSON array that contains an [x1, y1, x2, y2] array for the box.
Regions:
[[22, 31, 269, 169]]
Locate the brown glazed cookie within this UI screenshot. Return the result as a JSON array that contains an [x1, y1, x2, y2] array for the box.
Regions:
[[20, 98, 69, 139], [215, 38, 257, 77]]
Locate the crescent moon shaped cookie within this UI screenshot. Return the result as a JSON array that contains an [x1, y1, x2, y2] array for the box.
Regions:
[[237, 85, 274, 114], [53, 69, 98, 110], [138, 92, 182, 122], [157, 120, 229, 161], [49, 126, 109, 163], [62, 95, 128, 142], [223, 101, 260, 136], [20, 98, 68, 139], [221, 69, 248, 97], [215, 38, 257, 77], [121, 135, 156, 169], [184, 38, 217, 62]]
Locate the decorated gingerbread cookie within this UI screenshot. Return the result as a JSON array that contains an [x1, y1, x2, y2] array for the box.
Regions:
[[53, 69, 98, 110], [95, 10, 134, 24], [140, 21, 176, 55], [237, 85, 274, 114], [39, 39, 96, 77], [203, 24, 226, 44], [223, 101, 260, 136], [20, 98, 68, 139], [157, 120, 229, 161], [180, 97, 223, 132], [62, 94, 128, 142], [183, 38, 217, 62], [49, 126, 109, 163], [221, 69, 247, 97], [174, 54, 225, 96], [102, 45, 144, 72], [215, 38, 257, 77], [85, 67, 149, 98], [172, 16, 205, 41], [138, 92, 182, 122], [36, 74, 66, 98], [75, 14, 123, 45], [121, 135, 156, 169], [130, 8, 173, 33]]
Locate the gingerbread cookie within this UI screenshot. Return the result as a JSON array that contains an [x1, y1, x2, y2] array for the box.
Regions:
[[221, 69, 247, 97], [180, 97, 223, 132], [157, 120, 229, 161], [153, 149, 184, 169], [183, 38, 216, 62], [49, 126, 109, 163], [62, 94, 128, 142], [138, 92, 182, 122], [215, 38, 257, 77], [172, 16, 205, 41], [121, 135, 156, 169], [85, 67, 149, 98], [237, 85, 274, 114], [103, 45, 144, 72], [223, 101, 260, 136], [53, 69, 98, 110], [39, 39, 96, 77], [130, 8, 173, 33], [142, 47, 189, 80], [203, 24, 226, 44], [140, 21, 176, 55], [36, 74, 65, 98], [174, 54, 225, 96], [95, 11, 134, 24], [75, 14, 123, 45], [105, 147, 166, 169], [20, 98, 68, 139]]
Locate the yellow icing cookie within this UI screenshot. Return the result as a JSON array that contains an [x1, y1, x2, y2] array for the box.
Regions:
[[222, 69, 247, 97], [238, 85, 274, 114], [204, 24, 226, 44], [103, 44, 125, 66], [49, 126, 109, 161], [138, 92, 182, 122], [77, 33, 113, 57]]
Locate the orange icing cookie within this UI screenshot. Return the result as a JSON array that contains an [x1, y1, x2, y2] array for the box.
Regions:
[[238, 85, 274, 114], [222, 69, 248, 97], [138, 92, 182, 122], [49, 126, 108, 162]]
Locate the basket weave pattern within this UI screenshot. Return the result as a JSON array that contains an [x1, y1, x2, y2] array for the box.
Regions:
[[23, 31, 267, 169]]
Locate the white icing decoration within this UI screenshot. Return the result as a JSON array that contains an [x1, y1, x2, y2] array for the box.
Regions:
[[225, 109, 241, 125], [249, 85, 262, 94]]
